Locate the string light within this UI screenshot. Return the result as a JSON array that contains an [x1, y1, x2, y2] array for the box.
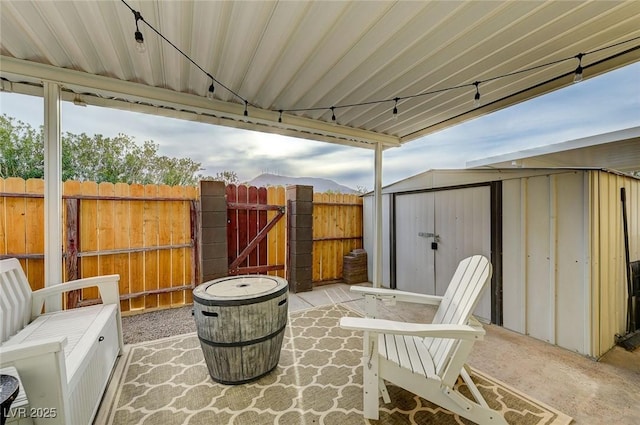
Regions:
[[473, 82, 481, 107], [207, 80, 215, 100], [392, 97, 399, 121], [119, 1, 640, 126], [133, 11, 146, 53], [121, 0, 249, 108], [574, 53, 584, 83]]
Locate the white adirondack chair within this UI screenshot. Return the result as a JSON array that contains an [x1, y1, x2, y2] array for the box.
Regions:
[[340, 255, 507, 424]]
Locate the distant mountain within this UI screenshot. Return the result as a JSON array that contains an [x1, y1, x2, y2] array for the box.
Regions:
[[246, 173, 357, 194]]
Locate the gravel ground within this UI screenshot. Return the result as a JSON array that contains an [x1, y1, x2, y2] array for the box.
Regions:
[[122, 306, 196, 344]]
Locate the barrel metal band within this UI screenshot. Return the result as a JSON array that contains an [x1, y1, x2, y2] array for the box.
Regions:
[[198, 323, 287, 348], [193, 285, 288, 306]]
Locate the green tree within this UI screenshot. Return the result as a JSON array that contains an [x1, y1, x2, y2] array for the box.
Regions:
[[0, 115, 44, 179], [155, 156, 203, 186], [201, 170, 239, 185], [0, 113, 225, 186]]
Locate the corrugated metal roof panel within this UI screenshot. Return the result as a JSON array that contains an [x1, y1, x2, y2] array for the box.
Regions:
[[1, 0, 639, 147]]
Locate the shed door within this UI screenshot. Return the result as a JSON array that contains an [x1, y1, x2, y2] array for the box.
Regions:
[[395, 192, 436, 294], [395, 186, 492, 321]]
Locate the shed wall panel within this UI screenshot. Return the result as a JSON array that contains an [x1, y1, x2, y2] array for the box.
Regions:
[[525, 175, 553, 343], [600, 172, 622, 353], [502, 179, 525, 333], [591, 171, 640, 356], [555, 171, 588, 353]]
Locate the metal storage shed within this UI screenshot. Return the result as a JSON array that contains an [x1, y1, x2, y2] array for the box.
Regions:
[[363, 167, 640, 358]]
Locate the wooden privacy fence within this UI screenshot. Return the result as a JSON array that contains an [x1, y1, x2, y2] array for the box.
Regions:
[[1, 177, 364, 313], [313, 192, 364, 283], [0, 177, 197, 313]]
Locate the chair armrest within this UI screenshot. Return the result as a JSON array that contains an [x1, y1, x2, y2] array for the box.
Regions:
[[1, 337, 70, 425], [31, 274, 120, 317], [340, 317, 485, 340], [0, 337, 67, 364], [351, 285, 443, 306]]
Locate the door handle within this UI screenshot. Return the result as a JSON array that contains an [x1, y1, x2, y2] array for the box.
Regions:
[[418, 232, 440, 242]]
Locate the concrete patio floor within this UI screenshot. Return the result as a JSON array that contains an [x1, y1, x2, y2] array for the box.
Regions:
[[117, 282, 640, 424], [289, 283, 640, 425]]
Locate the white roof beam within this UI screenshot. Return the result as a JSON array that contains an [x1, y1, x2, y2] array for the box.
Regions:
[[1, 56, 401, 149]]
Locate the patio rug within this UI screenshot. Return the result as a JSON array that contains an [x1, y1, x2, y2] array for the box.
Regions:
[[100, 304, 572, 425]]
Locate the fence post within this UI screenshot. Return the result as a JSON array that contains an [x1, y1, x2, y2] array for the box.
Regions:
[[286, 185, 313, 293], [190, 200, 201, 286], [65, 197, 80, 308], [199, 181, 228, 282]]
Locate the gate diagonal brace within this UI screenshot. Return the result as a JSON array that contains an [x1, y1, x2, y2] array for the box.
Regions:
[[229, 209, 285, 271]]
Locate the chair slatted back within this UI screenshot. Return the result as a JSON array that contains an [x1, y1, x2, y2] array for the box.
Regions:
[[0, 258, 34, 344], [424, 255, 491, 376]]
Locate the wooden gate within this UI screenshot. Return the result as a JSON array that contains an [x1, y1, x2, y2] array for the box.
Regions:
[[226, 184, 285, 275]]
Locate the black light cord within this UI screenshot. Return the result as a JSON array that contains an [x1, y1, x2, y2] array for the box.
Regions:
[[121, 0, 248, 107], [122, 0, 640, 124], [282, 35, 640, 118]]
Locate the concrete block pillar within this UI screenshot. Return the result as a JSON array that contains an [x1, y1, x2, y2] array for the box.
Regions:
[[199, 181, 228, 282], [286, 185, 313, 293]]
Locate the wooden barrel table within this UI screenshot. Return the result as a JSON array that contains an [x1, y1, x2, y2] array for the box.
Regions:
[[193, 275, 288, 384]]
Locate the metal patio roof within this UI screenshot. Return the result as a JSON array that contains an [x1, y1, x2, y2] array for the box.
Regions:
[[1, 0, 640, 150]]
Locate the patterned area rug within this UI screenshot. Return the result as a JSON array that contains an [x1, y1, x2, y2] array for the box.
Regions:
[[99, 304, 571, 425]]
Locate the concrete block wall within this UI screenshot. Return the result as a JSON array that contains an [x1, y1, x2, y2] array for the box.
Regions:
[[199, 181, 228, 282], [286, 185, 313, 293]]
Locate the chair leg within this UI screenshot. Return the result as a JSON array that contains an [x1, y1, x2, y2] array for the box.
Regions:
[[379, 378, 391, 403], [460, 365, 488, 408], [436, 387, 508, 425], [362, 332, 380, 420]]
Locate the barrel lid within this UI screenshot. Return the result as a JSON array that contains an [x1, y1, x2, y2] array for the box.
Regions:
[[194, 275, 287, 303]]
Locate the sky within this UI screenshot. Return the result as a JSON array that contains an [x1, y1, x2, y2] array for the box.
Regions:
[[1, 61, 639, 190]]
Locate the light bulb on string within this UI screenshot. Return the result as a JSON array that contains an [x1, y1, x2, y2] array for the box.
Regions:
[[473, 82, 481, 107], [392, 97, 399, 121], [573, 53, 584, 83], [244, 101, 249, 117], [207, 82, 215, 100], [330, 107, 336, 124], [133, 11, 146, 54], [278, 110, 283, 123]]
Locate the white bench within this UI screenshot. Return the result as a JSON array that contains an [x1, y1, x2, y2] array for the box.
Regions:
[[0, 258, 123, 425]]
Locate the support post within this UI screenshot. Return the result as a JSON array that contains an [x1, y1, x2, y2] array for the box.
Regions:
[[373, 142, 383, 288], [190, 200, 201, 287], [44, 81, 62, 311]]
